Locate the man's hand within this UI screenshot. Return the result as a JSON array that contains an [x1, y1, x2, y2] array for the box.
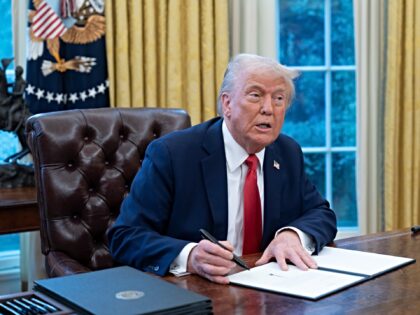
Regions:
[[187, 239, 236, 284], [255, 230, 317, 271]]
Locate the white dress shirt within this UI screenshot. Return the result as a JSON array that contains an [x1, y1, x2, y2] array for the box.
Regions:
[[223, 121, 265, 255], [170, 121, 314, 276]]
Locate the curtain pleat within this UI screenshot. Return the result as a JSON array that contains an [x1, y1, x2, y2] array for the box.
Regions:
[[385, 0, 420, 229], [106, 0, 229, 125], [129, 0, 144, 107], [353, 0, 386, 234], [200, 0, 216, 121]]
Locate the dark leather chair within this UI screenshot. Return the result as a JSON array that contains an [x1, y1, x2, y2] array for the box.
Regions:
[[26, 108, 191, 277]]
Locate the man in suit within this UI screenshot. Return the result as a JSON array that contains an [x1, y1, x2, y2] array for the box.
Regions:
[[108, 54, 337, 284]]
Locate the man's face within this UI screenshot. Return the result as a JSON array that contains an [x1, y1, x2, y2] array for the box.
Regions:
[[222, 68, 289, 154]]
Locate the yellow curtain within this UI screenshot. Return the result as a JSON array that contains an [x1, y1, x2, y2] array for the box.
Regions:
[[384, 0, 420, 230], [105, 0, 229, 125]]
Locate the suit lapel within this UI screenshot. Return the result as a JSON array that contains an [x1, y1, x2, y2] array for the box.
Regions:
[[201, 119, 228, 240], [199, 122, 286, 244], [261, 144, 285, 248]]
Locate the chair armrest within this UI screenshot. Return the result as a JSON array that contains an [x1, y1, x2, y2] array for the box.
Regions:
[[46, 251, 91, 277]]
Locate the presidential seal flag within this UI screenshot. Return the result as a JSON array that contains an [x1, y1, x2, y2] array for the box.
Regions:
[[26, 0, 109, 114]]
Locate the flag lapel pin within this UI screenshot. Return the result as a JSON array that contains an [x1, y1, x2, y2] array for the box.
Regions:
[[273, 160, 280, 170]]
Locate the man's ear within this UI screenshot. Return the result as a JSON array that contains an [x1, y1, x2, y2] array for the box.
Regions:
[[221, 93, 231, 118]]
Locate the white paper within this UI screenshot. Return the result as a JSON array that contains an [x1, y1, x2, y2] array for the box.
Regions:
[[313, 247, 414, 276], [228, 263, 364, 300], [228, 247, 415, 299]]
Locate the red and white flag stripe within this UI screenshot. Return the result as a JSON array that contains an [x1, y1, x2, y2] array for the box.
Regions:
[[32, 1, 67, 39]]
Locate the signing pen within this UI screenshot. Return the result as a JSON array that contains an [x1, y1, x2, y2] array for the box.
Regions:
[[199, 228, 250, 270]]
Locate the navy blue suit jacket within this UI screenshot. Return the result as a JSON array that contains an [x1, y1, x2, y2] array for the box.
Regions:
[[108, 118, 337, 276]]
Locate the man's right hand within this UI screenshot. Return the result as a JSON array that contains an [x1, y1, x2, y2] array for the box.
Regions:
[[187, 239, 236, 284]]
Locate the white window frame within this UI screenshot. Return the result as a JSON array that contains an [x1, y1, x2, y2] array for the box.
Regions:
[[279, 0, 359, 239]]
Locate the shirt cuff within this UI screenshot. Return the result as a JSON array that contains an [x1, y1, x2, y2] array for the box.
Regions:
[[169, 242, 197, 277], [275, 227, 315, 255]]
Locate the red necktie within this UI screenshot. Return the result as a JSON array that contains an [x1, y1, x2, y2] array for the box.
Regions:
[[243, 154, 262, 255]]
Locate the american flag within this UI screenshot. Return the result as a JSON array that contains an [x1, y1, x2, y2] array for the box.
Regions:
[[32, 1, 67, 39]]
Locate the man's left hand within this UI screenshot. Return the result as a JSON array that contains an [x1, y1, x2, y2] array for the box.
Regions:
[[255, 230, 317, 271]]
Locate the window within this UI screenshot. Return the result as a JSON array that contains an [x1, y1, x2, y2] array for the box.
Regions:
[[0, 0, 19, 164], [278, 0, 357, 231], [0, 0, 21, 269]]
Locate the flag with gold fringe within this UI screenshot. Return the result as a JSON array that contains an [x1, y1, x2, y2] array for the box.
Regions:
[[26, 0, 109, 114]]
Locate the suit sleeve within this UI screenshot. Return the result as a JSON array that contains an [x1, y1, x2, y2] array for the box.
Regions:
[[107, 139, 189, 276], [287, 143, 337, 253]]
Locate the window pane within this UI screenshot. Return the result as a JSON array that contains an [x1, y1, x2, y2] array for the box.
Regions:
[[331, 71, 356, 146], [0, 1, 21, 256], [331, 0, 355, 65], [282, 72, 325, 147], [0, 131, 20, 163], [0, 0, 12, 58], [0, 234, 19, 251], [279, 0, 325, 66], [332, 152, 357, 227], [304, 153, 326, 197]]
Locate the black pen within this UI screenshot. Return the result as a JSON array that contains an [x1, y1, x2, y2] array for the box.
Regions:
[[411, 225, 420, 233], [199, 228, 250, 270]]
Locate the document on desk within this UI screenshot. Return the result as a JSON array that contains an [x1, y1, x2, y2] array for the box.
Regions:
[[312, 246, 414, 277], [228, 247, 415, 300]]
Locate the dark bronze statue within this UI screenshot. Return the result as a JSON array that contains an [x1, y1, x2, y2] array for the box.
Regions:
[[0, 58, 34, 188]]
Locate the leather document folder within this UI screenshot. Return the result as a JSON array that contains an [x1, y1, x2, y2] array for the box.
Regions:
[[228, 246, 415, 300], [33, 266, 212, 315]]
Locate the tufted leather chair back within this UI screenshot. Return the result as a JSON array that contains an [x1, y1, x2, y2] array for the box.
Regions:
[[26, 108, 191, 277]]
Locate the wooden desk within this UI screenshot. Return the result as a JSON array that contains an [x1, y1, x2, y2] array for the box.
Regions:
[[0, 187, 39, 234], [165, 229, 419, 314]]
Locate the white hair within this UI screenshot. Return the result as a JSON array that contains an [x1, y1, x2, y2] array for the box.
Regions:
[[217, 54, 299, 116]]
